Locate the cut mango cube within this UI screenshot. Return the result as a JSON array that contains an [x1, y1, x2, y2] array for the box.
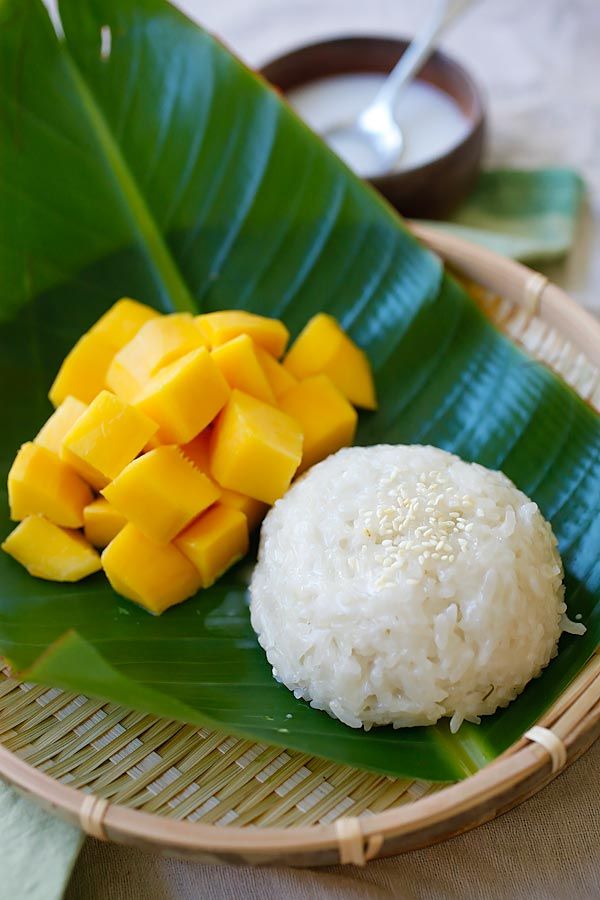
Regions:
[[104, 357, 144, 405], [34, 396, 87, 456], [90, 298, 160, 351], [180, 429, 213, 472], [278, 375, 358, 473], [49, 332, 115, 407], [255, 345, 298, 398], [134, 348, 230, 444], [196, 311, 289, 358], [219, 491, 268, 532], [2, 516, 101, 582], [211, 335, 275, 404], [102, 446, 220, 543], [283, 313, 377, 409], [209, 390, 302, 504], [181, 431, 267, 530], [8, 443, 93, 528], [106, 313, 206, 402], [84, 498, 127, 548], [61, 390, 157, 490], [102, 524, 202, 614], [175, 504, 249, 588], [143, 433, 164, 452]]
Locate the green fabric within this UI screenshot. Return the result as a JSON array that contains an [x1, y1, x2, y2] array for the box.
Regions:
[[0, 166, 584, 898], [417, 168, 585, 262], [0, 781, 83, 900]]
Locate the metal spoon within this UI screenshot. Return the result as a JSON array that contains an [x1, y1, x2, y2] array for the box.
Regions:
[[321, 0, 477, 178]]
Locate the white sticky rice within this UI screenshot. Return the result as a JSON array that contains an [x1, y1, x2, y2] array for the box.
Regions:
[[250, 445, 584, 732]]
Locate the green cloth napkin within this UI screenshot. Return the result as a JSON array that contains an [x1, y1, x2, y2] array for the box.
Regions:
[[418, 168, 585, 262], [0, 781, 83, 900], [0, 166, 584, 900]]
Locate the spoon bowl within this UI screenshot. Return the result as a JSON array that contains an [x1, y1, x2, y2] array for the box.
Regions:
[[261, 36, 486, 218], [320, 0, 476, 179], [324, 103, 405, 179]]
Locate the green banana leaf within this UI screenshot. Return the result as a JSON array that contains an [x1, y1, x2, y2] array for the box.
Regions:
[[420, 168, 585, 262], [0, 0, 598, 784]]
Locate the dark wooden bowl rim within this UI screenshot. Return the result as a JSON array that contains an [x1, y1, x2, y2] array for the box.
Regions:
[[260, 35, 486, 218]]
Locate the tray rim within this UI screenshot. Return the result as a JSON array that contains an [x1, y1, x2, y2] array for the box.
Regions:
[[1, 225, 599, 866], [1, 652, 598, 865]]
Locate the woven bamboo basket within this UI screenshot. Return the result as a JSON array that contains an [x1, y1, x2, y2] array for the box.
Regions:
[[1, 226, 599, 868]]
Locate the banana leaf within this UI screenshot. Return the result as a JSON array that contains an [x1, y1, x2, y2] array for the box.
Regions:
[[0, 0, 598, 783]]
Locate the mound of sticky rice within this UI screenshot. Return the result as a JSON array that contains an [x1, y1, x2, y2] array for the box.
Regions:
[[250, 445, 583, 732]]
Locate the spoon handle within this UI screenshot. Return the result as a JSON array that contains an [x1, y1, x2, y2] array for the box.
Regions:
[[369, 0, 477, 113]]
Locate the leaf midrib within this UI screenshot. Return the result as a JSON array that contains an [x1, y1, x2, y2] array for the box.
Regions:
[[62, 51, 195, 314]]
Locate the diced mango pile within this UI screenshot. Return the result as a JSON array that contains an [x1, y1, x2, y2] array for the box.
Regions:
[[2, 299, 376, 614]]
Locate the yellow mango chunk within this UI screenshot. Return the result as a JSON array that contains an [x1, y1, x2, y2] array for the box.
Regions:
[[143, 433, 164, 452], [2, 516, 101, 582], [196, 311, 289, 358], [62, 390, 157, 490], [175, 504, 249, 588], [90, 298, 160, 351], [283, 313, 377, 410], [34, 396, 87, 455], [106, 313, 206, 402], [211, 335, 275, 404], [278, 375, 358, 473], [84, 498, 127, 548], [104, 357, 144, 405], [181, 429, 220, 493], [180, 429, 213, 472], [8, 443, 93, 528], [134, 348, 230, 444], [219, 491, 268, 532], [181, 431, 267, 530], [49, 332, 115, 407], [255, 345, 298, 398], [102, 524, 202, 614], [102, 446, 220, 544], [209, 390, 303, 504]]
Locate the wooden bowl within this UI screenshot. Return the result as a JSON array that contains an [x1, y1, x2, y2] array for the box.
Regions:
[[261, 36, 486, 219], [1, 228, 599, 867]]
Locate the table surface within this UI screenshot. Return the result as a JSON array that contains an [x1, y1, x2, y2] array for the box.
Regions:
[[66, 0, 600, 897]]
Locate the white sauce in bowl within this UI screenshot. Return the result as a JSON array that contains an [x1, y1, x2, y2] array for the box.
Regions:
[[287, 73, 471, 177]]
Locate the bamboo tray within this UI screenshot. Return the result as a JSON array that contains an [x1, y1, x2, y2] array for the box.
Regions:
[[1, 226, 599, 868]]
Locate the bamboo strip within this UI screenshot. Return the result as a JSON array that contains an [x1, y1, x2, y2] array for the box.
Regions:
[[410, 223, 600, 368]]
